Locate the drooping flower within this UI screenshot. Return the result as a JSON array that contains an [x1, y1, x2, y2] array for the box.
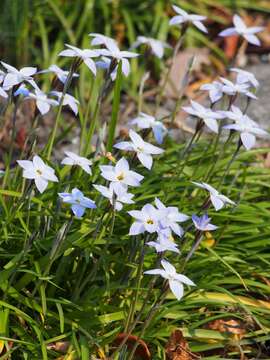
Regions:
[[17, 155, 58, 193], [221, 105, 248, 123], [50, 91, 79, 115], [219, 15, 264, 46], [155, 198, 189, 236], [132, 36, 170, 58], [130, 112, 167, 144], [182, 100, 224, 133], [1, 62, 37, 89], [61, 151, 92, 174], [58, 188, 96, 217], [192, 214, 218, 231], [223, 117, 267, 150], [230, 68, 259, 89], [27, 89, 59, 115], [100, 157, 144, 193], [128, 203, 162, 235], [39, 64, 79, 84], [98, 41, 139, 78], [192, 182, 235, 211], [147, 238, 180, 254], [220, 77, 257, 99], [89, 33, 117, 47], [114, 129, 164, 170], [58, 44, 99, 75], [200, 81, 224, 103], [147, 228, 180, 253], [144, 260, 195, 300], [169, 5, 208, 33], [93, 183, 134, 211]]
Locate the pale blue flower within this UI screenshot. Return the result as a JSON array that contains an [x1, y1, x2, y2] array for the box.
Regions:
[[58, 188, 96, 218], [192, 214, 218, 231]]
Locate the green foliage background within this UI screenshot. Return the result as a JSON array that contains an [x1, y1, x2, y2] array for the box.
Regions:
[[1, 0, 270, 67]]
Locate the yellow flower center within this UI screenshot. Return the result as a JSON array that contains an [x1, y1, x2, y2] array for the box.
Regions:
[[36, 169, 42, 176], [117, 172, 124, 181], [146, 219, 154, 225]]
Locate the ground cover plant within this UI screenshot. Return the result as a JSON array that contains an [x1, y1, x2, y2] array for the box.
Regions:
[[0, 2, 270, 360]]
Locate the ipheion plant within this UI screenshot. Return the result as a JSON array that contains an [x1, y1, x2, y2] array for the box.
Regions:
[[4, 6, 268, 356]]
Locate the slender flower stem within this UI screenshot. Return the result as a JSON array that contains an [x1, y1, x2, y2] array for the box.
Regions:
[[124, 238, 146, 332], [3, 100, 20, 188], [126, 283, 169, 360], [183, 231, 203, 265], [110, 253, 163, 358], [83, 60, 118, 156], [217, 138, 242, 189], [46, 59, 79, 160]]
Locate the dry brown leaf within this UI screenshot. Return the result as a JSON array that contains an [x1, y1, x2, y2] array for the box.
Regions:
[[113, 333, 151, 360], [162, 48, 211, 99], [207, 319, 246, 340], [165, 329, 200, 360]]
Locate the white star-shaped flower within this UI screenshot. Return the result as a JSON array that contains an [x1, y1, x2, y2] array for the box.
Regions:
[[93, 183, 134, 211], [200, 81, 224, 103], [50, 91, 79, 115], [61, 151, 92, 174], [169, 5, 207, 33], [58, 44, 99, 75], [220, 77, 257, 99], [130, 112, 167, 144], [89, 33, 117, 48], [39, 64, 79, 84], [145, 260, 195, 300], [219, 15, 264, 46], [230, 68, 259, 88], [221, 105, 257, 125], [100, 157, 143, 193], [192, 181, 235, 211], [147, 234, 180, 254], [182, 100, 224, 133], [1, 62, 37, 90], [27, 89, 59, 115], [155, 198, 189, 237], [98, 41, 139, 78], [132, 36, 170, 58], [114, 129, 164, 170], [223, 116, 267, 150], [17, 155, 58, 193], [128, 203, 162, 235]]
